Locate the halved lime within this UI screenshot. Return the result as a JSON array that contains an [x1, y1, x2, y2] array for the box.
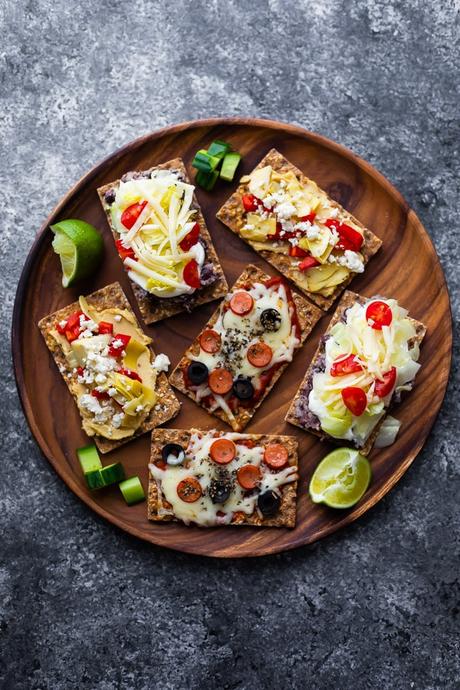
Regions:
[[309, 447, 371, 509], [51, 219, 104, 287]]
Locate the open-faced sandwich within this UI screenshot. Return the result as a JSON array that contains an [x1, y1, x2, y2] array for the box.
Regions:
[[216, 149, 382, 310], [286, 291, 426, 454], [169, 264, 322, 431], [38, 282, 180, 452], [98, 158, 228, 324], [148, 428, 298, 527]]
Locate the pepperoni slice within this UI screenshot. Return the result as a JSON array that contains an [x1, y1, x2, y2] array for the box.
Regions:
[[229, 291, 254, 316], [341, 386, 367, 416], [263, 443, 289, 470], [176, 477, 202, 503], [365, 301, 392, 330], [199, 329, 221, 354], [210, 438, 236, 464], [208, 368, 233, 395], [374, 367, 397, 398], [237, 464, 262, 490], [247, 341, 273, 368]]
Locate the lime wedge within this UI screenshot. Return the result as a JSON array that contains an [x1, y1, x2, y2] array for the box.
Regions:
[[51, 219, 104, 287], [309, 447, 371, 509]]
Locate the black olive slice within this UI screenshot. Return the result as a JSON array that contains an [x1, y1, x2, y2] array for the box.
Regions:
[[161, 443, 185, 465], [260, 308, 282, 332], [187, 361, 209, 385], [232, 377, 254, 400], [208, 471, 233, 505], [257, 490, 281, 516]]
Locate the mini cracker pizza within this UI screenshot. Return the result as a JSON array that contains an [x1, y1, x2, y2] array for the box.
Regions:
[[216, 148, 382, 310], [97, 158, 228, 324], [169, 264, 322, 431], [38, 282, 180, 453], [286, 291, 426, 455], [148, 428, 298, 527]]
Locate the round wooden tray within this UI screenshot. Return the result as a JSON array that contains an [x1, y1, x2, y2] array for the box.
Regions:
[[12, 118, 452, 557]]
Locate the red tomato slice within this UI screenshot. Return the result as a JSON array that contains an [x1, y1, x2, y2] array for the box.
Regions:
[[298, 256, 320, 271], [210, 438, 236, 464], [330, 354, 363, 377], [374, 367, 397, 398], [98, 321, 113, 335], [242, 194, 260, 212], [237, 464, 261, 490], [341, 387, 367, 416], [120, 201, 147, 230], [366, 301, 393, 330], [229, 291, 254, 316], [183, 259, 201, 288], [208, 368, 233, 395], [118, 367, 142, 383], [199, 329, 221, 354], [288, 245, 309, 258], [179, 222, 200, 251], [247, 341, 273, 368], [108, 333, 131, 358], [115, 239, 136, 261], [176, 477, 202, 503], [263, 443, 289, 470]]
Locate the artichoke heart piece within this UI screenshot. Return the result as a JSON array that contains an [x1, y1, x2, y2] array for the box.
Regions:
[[298, 226, 333, 261], [241, 213, 276, 241], [248, 166, 272, 198], [111, 372, 144, 400], [71, 335, 112, 365], [123, 338, 150, 370], [302, 264, 350, 294]]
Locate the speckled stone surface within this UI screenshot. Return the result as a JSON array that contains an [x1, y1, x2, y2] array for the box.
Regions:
[[2, 1, 459, 688]]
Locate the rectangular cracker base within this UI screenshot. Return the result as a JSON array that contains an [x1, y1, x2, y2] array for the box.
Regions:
[[169, 264, 323, 432], [38, 281, 181, 453], [285, 290, 426, 455], [148, 428, 298, 527], [216, 148, 382, 311], [98, 158, 228, 324]]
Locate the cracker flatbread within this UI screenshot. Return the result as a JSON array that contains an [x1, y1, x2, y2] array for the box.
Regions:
[[216, 148, 382, 311], [169, 264, 322, 431], [38, 282, 181, 453], [98, 158, 228, 324], [148, 428, 298, 527], [285, 290, 426, 455]]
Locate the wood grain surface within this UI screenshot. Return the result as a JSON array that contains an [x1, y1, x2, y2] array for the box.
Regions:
[[12, 118, 452, 557]]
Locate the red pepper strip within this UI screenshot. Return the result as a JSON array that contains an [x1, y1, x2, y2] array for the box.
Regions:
[[108, 333, 131, 358], [115, 239, 136, 261], [263, 276, 284, 288], [118, 367, 142, 383], [91, 389, 110, 401], [298, 256, 320, 271], [325, 219, 364, 251], [299, 212, 317, 223], [288, 245, 309, 258], [56, 310, 84, 342], [98, 321, 113, 335]]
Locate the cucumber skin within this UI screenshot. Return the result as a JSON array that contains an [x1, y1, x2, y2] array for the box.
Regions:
[[84, 463, 126, 490], [195, 169, 219, 191], [119, 476, 146, 505], [85, 469, 106, 490], [208, 140, 231, 158], [77, 444, 102, 473]]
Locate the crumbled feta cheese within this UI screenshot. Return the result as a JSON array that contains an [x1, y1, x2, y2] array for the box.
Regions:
[[112, 412, 124, 428], [135, 405, 144, 413], [275, 201, 296, 219], [108, 387, 117, 397], [112, 339, 123, 348], [337, 250, 365, 273], [306, 224, 322, 241], [243, 224, 255, 231], [95, 373, 107, 384], [328, 207, 339, 218], [153, 353, 170, 373], [114, 315, 122, 322], [59, 320, 67, 329]]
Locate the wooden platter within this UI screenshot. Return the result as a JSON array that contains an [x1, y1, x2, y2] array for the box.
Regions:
[[12, 118, 452, 557]]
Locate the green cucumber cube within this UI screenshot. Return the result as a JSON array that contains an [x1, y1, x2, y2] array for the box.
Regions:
[[192, 150, 220, 173], [119, 476, 146, 505], [220, 152, 241, 181], [77, 444, 102, 474], [99, 463, 125, 487], [207, 140, 231, 159], [85, 468, 105, 490], [195, 169, 219, 191]]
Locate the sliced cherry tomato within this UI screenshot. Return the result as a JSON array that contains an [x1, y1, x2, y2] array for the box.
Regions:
[[121, 201, 147, 230], [242, 194, 261, 212], [179, 222, 200, 251], [374, 367, 397, 398], [91, 389, 110, 401], [263, 443, 289, 470], [341, 386, 367, 416], [208, 368, 233, 395], [247, 341, 273, 368], [176, 477, 202, 503], [229, 291, 254, 316], [288, 245, 309, 258], [237, 464, 261, 490], [115, 239, 136, 261], [118, 367, 142, 382], [183, 259, 201, 289], [98, 321, 113, 335], [298, 256, 320, 271], [366, 301, 393, 330], [108, 333, 131, 358], [299, 212, 317, 223], [210, 438, 236, 464], [325, 219, 364, 251], [330, 354, 363, 377], [199, 329, 221, 354]]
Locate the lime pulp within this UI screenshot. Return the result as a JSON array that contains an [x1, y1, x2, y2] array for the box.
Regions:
[[51, 218, 103, 287], [309, 447, 371, 509]]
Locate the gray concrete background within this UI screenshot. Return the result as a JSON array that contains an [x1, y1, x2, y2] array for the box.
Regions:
[[1, 1, 459, 688]]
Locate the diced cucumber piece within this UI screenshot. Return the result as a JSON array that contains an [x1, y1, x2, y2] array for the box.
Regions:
[[191, 150, 220, 173], [207, 139, 231, 159], [99, 463, 125, 486], [119, 476, 146, 505], [220, 152, 241, 181], [85, 468, 106, 490], [77, 444, 102, 474], [195, 169, 219, 191]]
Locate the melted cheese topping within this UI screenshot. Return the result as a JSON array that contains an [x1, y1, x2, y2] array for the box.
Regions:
[[111, 171, 205, 298], [149, 431, 297, 526]]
